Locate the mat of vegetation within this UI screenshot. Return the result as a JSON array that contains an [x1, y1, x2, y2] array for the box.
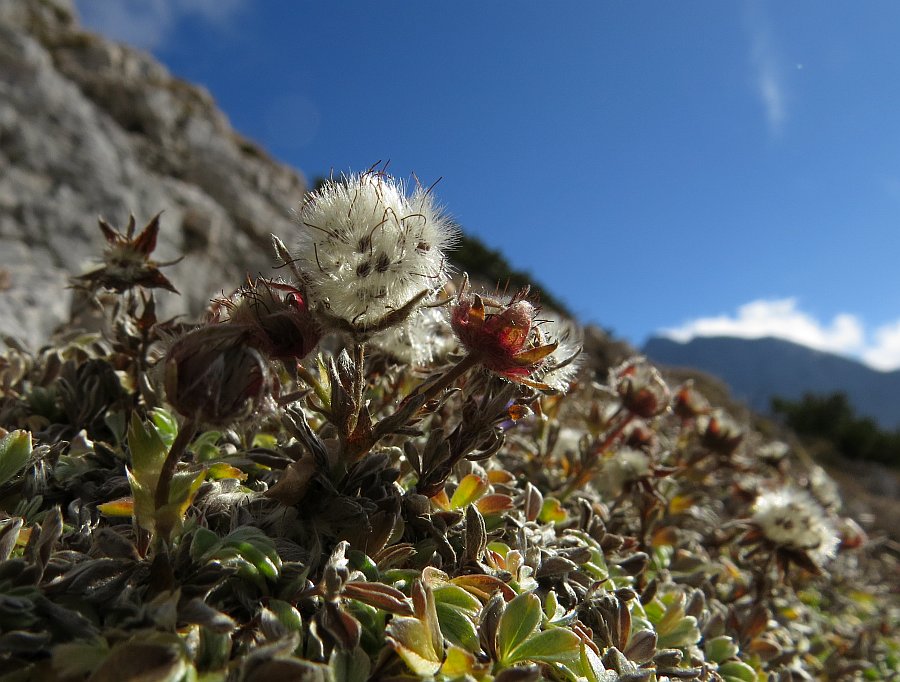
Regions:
[[0, 171, 897, 681]]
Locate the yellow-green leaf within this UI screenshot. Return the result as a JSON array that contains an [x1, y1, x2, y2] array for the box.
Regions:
[[385, 616, 443, 677], [0, 430, 32, 487], [449, 474, 488, 509], [207, 462, 247, 481], [97, 497, 135, 518]]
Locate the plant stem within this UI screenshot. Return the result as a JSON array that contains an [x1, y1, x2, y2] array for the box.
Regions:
[[403, 353, 480, 405], [560, 410, 634, 501], [154, 417, 198, 511]]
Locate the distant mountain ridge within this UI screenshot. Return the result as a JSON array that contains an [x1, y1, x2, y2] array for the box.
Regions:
[[642, 335, 900, 429]]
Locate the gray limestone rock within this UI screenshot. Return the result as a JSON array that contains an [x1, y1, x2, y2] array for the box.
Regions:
[[0, 0, 307, 347]]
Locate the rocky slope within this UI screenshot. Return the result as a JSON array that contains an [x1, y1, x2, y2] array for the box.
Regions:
[[0, 0, 307, 347]]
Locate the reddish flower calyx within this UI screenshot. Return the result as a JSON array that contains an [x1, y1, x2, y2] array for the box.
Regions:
[[450, 288, 557, 388]]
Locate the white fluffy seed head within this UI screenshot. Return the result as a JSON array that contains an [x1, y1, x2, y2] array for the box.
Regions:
[[536, 312, 583, 392], [293, 171, 458, 328], [752, 487, 840, 563], [369, 305, 459, 366], [597, 447, 651, 498]]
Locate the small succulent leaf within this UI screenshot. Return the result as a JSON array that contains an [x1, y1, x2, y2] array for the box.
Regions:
[[51, 638, 111, 680], [179, 599, 236, 633], [266, 599, 304, 633], [718, 661, 758, 682], [191, 527, 221, 561], [433, 584, 483, 615], [624, 629, 657, 664], [497, 592, 542, 664], [505, 627, 582, 666], [385, 616, 443, 676], [440, 644, 486, 678], [149, 408, 178, 448], [193, 431, 224, 461], [430, 489, 452, 511], [126, 468, 155, 532], [538, 497, 568, 524], [343, 581, 414, 616], [0, 430, 32, 487], [435, 602, 481, 652], [580, 642, 614, 682], [657, 615, 700, 650], [97, 497, 135, 518], [330, 646, 370, 682], [221, 534, 281, 582], [154, 470, 206, 537], [449, 474, 489, 509], [451, 573, 517, 602], [207, 462, 248, 481], [127, 413, 167, 484], [476, 493, 515, 515], [705, 635, 739, 664]]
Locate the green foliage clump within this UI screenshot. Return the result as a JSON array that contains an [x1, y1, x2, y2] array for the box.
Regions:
[[773, 392, 900, 467]]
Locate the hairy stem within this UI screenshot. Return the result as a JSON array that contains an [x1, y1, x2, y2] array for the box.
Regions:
[[154, 417, 198, 513]]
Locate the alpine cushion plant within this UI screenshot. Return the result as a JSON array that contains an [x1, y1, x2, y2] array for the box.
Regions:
[[0, 168, 897, 681]]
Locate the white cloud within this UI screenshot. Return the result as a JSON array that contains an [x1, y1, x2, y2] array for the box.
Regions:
[[75, 0, 246, 51], [745, 6, 787, 135], [863, 321, 900, 371], [660, 298, 900, 372]]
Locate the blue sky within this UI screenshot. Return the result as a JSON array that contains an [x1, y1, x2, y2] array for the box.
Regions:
[[75, 1, 900, 370]]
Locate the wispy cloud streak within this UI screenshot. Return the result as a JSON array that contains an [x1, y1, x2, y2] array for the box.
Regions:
[[745, 6, 787, 135]]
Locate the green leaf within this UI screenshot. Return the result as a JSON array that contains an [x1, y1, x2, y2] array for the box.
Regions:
[[506, 627, 582, 666], [127, 413, 167, 485], [330, 646, 370, 682], [657, 615, 701, 649], [449, 474, 489, 509], [192, 431, 224, 462], [435, 602, 480, 652], [538, 497, 568, 524], [706, 635, 739, 664], [433, 584, 482, 615], [0, 430, 32, 487], [385, 616, 442, 677], [150, 408, 179, 448], [191, 528, 220, 561], [718, 661, 758, 682], [497, 592, 542, 664], [268, 599, 303, 633]]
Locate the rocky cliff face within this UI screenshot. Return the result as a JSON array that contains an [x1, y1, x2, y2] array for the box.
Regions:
[[0, 0, 307, 346]]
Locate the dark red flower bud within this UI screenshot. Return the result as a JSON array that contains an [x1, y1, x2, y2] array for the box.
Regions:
[[672, 380, 711, 420], [699, 410, 743, 456], [613, 359, 670, 419], [164, 325, 270, 425], [216, 279, 321, 362]]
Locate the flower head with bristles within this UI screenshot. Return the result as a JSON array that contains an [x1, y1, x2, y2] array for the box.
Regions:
[[292, 170, 458, 330], [749, 486, 840, 572]]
